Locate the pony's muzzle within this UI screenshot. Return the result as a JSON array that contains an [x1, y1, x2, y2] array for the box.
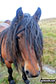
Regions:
[[30, 71, 40, 78], [25, 70, 40, 78]]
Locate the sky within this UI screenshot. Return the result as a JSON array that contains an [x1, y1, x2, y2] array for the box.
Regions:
[[0, 0, 56, 21]]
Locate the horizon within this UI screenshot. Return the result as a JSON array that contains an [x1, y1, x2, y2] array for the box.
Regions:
[[0, 0, 56, 21]]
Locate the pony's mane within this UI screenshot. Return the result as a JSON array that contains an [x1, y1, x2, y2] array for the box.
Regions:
[[6, 12, 43, 70], [23, 14, 43, 68], [5, 14, 31, 70]]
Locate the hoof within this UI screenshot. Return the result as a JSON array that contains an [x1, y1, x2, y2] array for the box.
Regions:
[[9, 80, 15, 84], [25, 80, 30, 84]]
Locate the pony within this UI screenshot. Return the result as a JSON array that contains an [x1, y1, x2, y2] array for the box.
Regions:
[[4, 20, 11, 25], [0, 7, 43, 84], [0, 21, 10, 33]]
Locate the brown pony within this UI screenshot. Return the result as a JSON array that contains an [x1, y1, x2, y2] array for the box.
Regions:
[[0, 20, 11, 33], [0, 7, 43, 84], [4, 20, 11, 25]]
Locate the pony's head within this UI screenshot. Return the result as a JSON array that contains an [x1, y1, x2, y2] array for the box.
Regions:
[[15, 7, 43, 78], [8, 7, 43, 78]]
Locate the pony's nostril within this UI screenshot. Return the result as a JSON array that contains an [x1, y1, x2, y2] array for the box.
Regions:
[[25, 70, 29, 75]]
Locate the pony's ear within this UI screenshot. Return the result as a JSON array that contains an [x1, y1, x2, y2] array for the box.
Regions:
[[16, 7, 23, 19], [33, 7, 41, 22]]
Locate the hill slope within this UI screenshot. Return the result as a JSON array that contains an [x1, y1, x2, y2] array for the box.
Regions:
[[39, 18, 56, 68]]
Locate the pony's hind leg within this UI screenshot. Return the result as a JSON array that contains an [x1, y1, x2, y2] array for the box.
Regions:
[[5, 60, 15, 84], [22, 67, 30, 84]]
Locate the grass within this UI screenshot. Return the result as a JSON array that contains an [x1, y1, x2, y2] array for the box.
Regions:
[[0, 64, 56, 84], [39, 18, 56, 68], [0, 18, 56, 84]]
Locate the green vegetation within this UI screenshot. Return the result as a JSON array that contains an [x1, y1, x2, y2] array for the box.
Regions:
[[0, 64, 56, 84], [39, 18, 56, 68], [0, 18, 56, 84]]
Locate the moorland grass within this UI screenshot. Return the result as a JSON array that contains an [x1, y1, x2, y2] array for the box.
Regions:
[[39, 18, 56, 68]]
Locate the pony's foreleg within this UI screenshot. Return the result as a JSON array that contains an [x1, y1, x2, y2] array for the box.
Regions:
[[5, 60, 15, 84], [8, 68, 15, 84], [22, 67, 30, 84]]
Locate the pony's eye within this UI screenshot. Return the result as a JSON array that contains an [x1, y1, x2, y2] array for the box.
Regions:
[[16, 36, 20, 39]]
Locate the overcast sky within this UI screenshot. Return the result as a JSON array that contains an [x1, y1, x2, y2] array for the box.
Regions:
[[0, 0, 56, 21]]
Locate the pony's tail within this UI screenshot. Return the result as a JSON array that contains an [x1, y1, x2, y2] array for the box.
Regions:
[[0, 55, 5, 65], [0, 46, 5, 65]]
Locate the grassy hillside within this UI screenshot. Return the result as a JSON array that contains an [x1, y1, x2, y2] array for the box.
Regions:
[[39, 18, 56, 68], [0, 18, 56, 84]]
